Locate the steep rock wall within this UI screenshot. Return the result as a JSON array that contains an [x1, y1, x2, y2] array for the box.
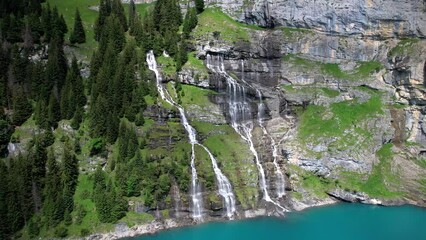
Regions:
[[206, 0, 426, 37]]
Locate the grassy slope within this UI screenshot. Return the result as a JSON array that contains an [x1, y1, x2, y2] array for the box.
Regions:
[[47, 0, 153, 59], [338, 144, 403, 198], [193, 7, 262, 42], [298, 94, 383, 149], [282, 54, 383, 80]]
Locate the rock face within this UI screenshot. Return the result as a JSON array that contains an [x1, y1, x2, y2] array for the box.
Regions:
[[185, 2, 426, 211], [206, 0, 426, 37]]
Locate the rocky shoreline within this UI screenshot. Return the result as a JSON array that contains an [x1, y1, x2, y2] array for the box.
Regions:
[[85, 194, 426, 240]]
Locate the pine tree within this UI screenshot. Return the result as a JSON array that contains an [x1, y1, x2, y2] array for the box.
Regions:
[[182, 7, 198, 39], [47, 91, 60, 128], [60, 75, 72, 120], [111, 0, 128, 32], [12, 87, 32, 126], [29, 139, 48, 212], [128, 0, 136, 30], [43, 149, 63, 227], [69, 8, 86, 44], [0, 161, 9, 238], [70, 57, 86, 110], [90, 94, 108, 138], [44, 36, 68, 99], [61, 143, 79, 215], [94, 0, 111, 41], [195, 0, 204, 14]]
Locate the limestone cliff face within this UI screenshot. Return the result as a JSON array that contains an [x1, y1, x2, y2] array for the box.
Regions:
[[206, 0, 426, 37], [179, 3, 426, 208]]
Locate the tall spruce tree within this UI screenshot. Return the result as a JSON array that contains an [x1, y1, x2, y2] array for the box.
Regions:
[[43, 149, 63, 227], [69, 8, 86, 44], [94, 0, 111, 41], [195, 0, 204, 14], [61, 143, 79, 215], [12, 86, 32, 126], [128, 0, 136, 30], [111, 0, 127, 31]]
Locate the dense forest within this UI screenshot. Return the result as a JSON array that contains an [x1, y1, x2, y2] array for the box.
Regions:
[[0, 0, 203, 238]]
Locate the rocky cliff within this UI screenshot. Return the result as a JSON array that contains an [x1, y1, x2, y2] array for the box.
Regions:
[[206, 0, 426, 37], [176, 4, 426, 214]]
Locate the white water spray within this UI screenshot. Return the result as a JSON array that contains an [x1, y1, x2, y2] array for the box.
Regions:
[[257, 90, 286, 198], [146, 51, 236, 219]]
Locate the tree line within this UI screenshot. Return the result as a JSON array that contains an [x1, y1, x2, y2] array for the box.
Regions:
[[0, 0, 205, 238]]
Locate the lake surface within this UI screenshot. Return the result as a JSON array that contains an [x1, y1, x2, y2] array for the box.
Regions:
[[135, 203, 426, 240]]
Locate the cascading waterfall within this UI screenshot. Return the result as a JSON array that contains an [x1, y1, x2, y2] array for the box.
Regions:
[[206, 54, 286, 211], [257, 90, 286, 198], [146, 51, 236, 219]]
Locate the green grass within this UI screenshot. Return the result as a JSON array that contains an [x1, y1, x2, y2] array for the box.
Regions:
[[281, 26, 313, 38], [298, 95, 383, 144], [282, 54, 383, 80], [281, 85, 294, 92], [414, 158, 426, 169], [338, 144, 403, 198], [193, 8, 262, 42], [419, 179, 426, 194], [388, 38, 420, 57], [180, 84, 216, 108], [182, 52, 209, 80], [321, 88, 340, 97], [119, 211, 154, 228], [157, 55, 177, 78], [192, 121, 258, 209], [289, 164, 335, 198]]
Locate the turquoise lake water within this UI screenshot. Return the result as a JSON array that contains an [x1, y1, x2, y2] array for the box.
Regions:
[[136, 203, 426, 240]]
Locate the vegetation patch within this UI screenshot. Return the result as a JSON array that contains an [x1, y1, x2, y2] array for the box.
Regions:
[[289, 164, 335, 198], [193, 8, 262, 42], [338, 144, 403, 198], [388, 38, 420, 57], [282, 54, 382, 80], [321, 88, 340, 98], [157, 55, 177, 78], [298, 95, 383, 145], [182, 52, 209, 80], [180, 84, 216, 108], [192, 121, 258, 209]]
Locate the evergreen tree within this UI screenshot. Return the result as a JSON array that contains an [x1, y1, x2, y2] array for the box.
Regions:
[[90, 94, 108, 138], [111, 0, 127, 31], [69, 8, 86, 44], [71, 57, 86, 110], [29, 139, 48, 212], [128, 0, 136, 30], [60, 74, 72, 120], [12, 87, 32, 126], [61, 143, 79, 215], [41, 4, 52, 41], [182, 7, 198, 39], [47, 91, 60, 128], [44, 36, 68, 99], [0, 161, 9, 238], [43, 149, 63, 227], [94, 0, 112, 41], [0, 120, 13, 157], [195, 0, 205, 14]]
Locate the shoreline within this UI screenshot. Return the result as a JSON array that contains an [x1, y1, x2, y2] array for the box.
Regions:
[[86, 195, 426, 240], [85, 192, 426, 240], [89, 195, 412, 240]]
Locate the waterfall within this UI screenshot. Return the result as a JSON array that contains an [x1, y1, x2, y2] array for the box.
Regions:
[[206, 54, 286, 211], [146, 51, 236, 219], [257, 90, 286, 198]]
